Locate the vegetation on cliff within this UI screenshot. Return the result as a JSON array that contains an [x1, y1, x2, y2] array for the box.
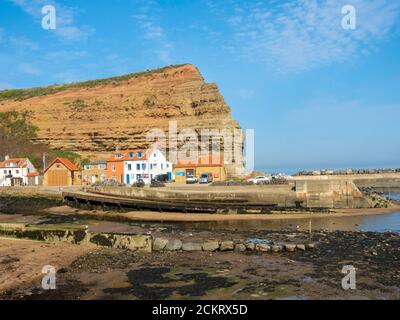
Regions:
[[0, 64, 189, 102], [0, 110, 81, 170]]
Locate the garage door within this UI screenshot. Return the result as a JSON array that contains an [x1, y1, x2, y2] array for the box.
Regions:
[[47, 171, 69, 186]]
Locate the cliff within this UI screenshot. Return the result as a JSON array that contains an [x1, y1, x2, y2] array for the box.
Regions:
[[0, 64, 242, 168]]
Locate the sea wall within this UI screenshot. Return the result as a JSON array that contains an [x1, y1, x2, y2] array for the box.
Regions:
[[0, 223, 152, 252], [295, 180, 371, 209], [0, 223, 314, 254], [87, 181, 372, 209], [295, 173, 400, 189], [88, 184, 300, 208]]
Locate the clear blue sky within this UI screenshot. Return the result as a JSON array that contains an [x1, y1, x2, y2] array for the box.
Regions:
[[1, 0, 399, 172]]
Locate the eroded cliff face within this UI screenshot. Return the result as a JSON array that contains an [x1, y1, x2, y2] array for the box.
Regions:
[[0, 64, 242, 166]]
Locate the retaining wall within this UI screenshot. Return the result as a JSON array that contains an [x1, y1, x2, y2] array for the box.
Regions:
[[0, 223, 314, 255]]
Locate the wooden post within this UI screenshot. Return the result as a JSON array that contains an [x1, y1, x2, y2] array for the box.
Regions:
[[308, 220, 312, 244]]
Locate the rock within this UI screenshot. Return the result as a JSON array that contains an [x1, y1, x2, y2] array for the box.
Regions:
[[202, 241, 220, 252], [256, 244, 271, 252], [296, 244, 306, 251], [233, 239, 245, 244], [245, 243, 256, 251], [165, 239, 182, 251], [153, 237, 169, 251], [271, 245, 282, 253], [285, 244, 296, 252], [220, 241, 234, 251], [306, 243, 315, 250], [234, 244, 246, 252], [182, 242, 203, 251], [9, 64, 241, 161]]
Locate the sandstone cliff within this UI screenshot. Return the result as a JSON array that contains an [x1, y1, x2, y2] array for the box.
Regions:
[[0, 64, 242, 167]]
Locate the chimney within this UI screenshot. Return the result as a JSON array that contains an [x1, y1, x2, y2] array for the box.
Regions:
[[5, 155, 9, 161]]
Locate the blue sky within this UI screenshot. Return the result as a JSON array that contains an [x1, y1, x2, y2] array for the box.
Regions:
[[0, 0, 399, 172]]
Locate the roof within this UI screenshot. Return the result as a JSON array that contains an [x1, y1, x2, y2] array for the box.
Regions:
[[27, 172, 39, 177], [44, 158, 79, 173], [0, 158, 28, 169], [175, 154, 224, 168], [107, 149, 152, 162]]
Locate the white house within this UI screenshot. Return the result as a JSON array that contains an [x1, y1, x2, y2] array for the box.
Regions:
[[107, 149, 173, 185], [0, 156, 39, 186], [124, 149, 173, 184]]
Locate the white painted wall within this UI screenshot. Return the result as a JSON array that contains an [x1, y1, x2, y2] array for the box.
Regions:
[[0, 159, 39, 187], [123, 149, 172, 184]]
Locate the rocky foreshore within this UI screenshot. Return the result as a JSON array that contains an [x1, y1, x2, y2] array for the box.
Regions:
[[1, 228, 399, 300]]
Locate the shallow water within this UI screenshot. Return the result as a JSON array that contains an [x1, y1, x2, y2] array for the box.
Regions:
[[179, 193, 400, 233], [181, 212, 400, 233]]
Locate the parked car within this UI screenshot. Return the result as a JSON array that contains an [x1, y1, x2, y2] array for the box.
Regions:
[[152, 174, 168, 182], [248, 176, 270, 184], [186, 174, 198, 184], [199, 173, 213, 184]]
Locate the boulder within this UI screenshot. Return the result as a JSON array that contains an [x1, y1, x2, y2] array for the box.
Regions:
[[165, 239, 182, 251], [234, 244, 246, 252], [296, 244, 306, 251], [256, 244, 271, 252], [245, 243, 256, 251], [306, 243, 315, 250], [285, 244, 296, 252], [202, 241, 220, 252], [220, 241, 234, 251], [182, 242, 203, 251], [153, 237, 169, 251], [271, 245, 282, 253]]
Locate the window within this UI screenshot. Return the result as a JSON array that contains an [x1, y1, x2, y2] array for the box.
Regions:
[[16, 170, 19, 174], [136, 174, 141, 181], [99, 164, 106, 170], [142, 163, 146, 170], [150, 164, 153, 170], [128, 164, 132, 171], [112, 175, 116, 181], [84, 165, 90, 170], [154, 153, 156, 158], [153, 163, 157, 169], [167, 164, 169, 169], [116, 153, 123, 158], [3, 170, 6, 174], [129, 152, 135, 158], [161, 164, 163, 170], [112, 164, 116, 172], [138, 152, 143, 158], [136, 164, 140, 170]]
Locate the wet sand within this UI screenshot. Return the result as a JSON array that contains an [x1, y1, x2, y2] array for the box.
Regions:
[[0, 238, 92, 296], [2, 229, 400, 300]]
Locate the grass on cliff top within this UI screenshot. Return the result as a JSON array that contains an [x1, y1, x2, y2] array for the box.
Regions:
[[0, 64, 190, 102]]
